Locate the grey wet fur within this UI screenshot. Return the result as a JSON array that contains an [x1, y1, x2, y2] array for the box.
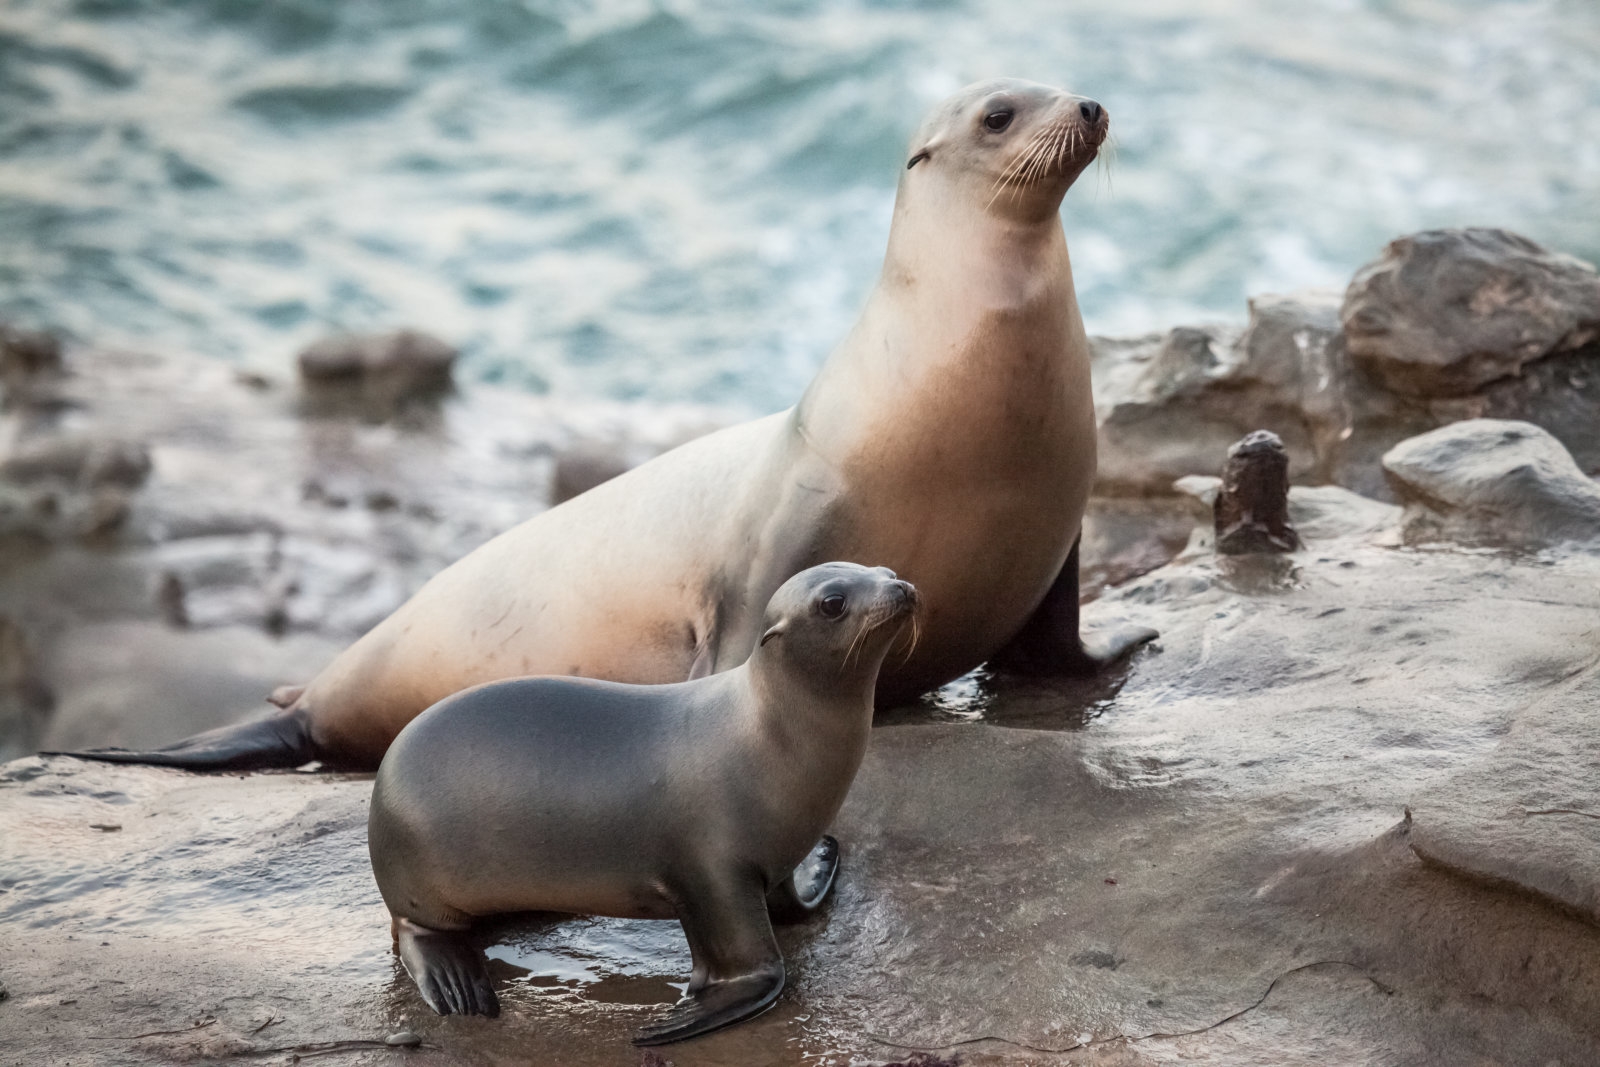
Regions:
[[367, 563, 917, 1046]]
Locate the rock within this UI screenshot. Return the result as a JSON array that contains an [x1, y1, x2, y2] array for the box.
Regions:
[[1410, 665, 1600, 926], [0, 325, 65, 413], [0, 617, 54, 761], [1214, 431, 1301, 555], [1092, 290, 1431, 500], [1382, 419, 1600, 549], [551, 442, 639, 505], [296, 329, 456, 418], [383, 1031, 422, 1048], [0, 437, 152, 489], [1344, 228, 1600, 398], [1284, 485, 1401, 542], [1174, 478, 1400, 548], [1094, 233, 1600, 502]]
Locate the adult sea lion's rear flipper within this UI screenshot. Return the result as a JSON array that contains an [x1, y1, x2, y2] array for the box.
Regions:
[[43, 710, 317, 772], [396, 919, 499, 1018], [637, 876, 785, 1046], [990, 536, 1158, 677]]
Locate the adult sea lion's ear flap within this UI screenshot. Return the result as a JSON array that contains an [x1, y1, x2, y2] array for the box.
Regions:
[[906, 148, 932, 170], [759, 623, 785, 646]]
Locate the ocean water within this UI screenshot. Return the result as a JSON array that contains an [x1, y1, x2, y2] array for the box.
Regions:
[[1, 0, 1597, 411]]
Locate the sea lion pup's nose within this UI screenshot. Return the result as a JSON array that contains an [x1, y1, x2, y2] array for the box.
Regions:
[[1079, 99, 1105, 125], [891, 579, 917, 607]]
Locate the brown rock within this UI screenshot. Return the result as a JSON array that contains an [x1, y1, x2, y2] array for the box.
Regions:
[[1344, 228, 1600, 398], [1214, 431, 1302, 554], [297, 329, 455, 402]]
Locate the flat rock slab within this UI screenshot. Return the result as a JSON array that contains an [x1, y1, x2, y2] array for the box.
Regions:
[[4, 535, 1600, 1065], [1410, 664, 1600, 925]]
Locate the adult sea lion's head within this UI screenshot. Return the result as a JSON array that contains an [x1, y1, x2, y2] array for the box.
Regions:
[[902, 78, 1108, 223]]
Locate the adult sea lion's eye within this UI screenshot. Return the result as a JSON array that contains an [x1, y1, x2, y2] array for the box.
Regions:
[[984, 109, 1013, 132], [820, 594, 847, 619]]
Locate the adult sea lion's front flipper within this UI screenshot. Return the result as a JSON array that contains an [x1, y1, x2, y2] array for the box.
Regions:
[[637, 874, 786, 1046], [990, 537, 1157, 677], [43, 709, 318, 771]]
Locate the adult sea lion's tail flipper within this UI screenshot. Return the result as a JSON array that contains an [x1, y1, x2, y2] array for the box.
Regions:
[[43, 710, 316, 772]]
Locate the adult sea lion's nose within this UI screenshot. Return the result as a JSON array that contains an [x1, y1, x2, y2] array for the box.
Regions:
[[1079, 99, 1105, 125]]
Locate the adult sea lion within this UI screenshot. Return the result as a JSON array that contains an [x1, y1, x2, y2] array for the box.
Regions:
[[369, 563, 916, 1045], [60, 77, 1153, 766]]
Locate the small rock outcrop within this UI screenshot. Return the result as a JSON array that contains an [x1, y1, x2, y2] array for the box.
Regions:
[[1382, 419, 1600, 549], [1344, 228, 1600, 398], [1214, 431, 1301, 554], [297, 329, 457, 417]]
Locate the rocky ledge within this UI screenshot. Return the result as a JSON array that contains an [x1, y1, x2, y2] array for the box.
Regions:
[[1, 228, 1598, 1066]]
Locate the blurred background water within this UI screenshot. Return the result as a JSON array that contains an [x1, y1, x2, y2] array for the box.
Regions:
[[0, 0, 1596, 411]]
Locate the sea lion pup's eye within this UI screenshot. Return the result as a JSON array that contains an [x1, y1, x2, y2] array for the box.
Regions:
[[983, 108, 1014, 132], [819, 594, 847, 619]]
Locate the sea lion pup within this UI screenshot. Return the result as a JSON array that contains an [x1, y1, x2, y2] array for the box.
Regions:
[[368, 563, 916, 1045], [60, 81, 1151, 787]]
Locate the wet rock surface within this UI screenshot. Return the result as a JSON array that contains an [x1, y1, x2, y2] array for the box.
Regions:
[[4, 506, 1600, 1065], [1383, 419, 1600, 549], [1410, 664, 1600, 926]]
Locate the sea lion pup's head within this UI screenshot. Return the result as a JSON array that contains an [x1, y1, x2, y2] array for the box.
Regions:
[[755, 563, 919, 686], [902, 78, 1108, 223]]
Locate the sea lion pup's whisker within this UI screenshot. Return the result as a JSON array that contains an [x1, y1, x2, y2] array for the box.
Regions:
[[899, 612, 922, 666]]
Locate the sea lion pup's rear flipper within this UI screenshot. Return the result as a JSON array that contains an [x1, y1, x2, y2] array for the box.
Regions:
[[766, 834, 838, 923], [636, 875, 785, 1046], [396, 919, 499, 1018], [990, 536, 1158, 677], [43, 709, 317, 772]]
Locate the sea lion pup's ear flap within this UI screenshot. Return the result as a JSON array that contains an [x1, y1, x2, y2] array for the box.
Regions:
[[906, 148, 931, 170], [759, 622, 785, 646]]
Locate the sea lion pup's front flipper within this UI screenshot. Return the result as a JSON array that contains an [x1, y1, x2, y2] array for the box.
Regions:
[[990, 536, 1158, 677], [636, 873, 785, 1046], [765, 834, 838, 923], [395, 919, 499, 1018], [43, 708, 317, 772]]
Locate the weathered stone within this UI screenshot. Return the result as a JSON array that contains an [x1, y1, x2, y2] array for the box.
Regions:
[[0, 617, 53, 761], [1382, 419, 1600, 549], [551, 442, 638, 505], [297, 329, 457, 419], [1214, 431, 1301, 554], [297, 329, 456, 388], [1411, 665, 1600, 926], [1092, 290, 1435, 501], [1344, 228, 1600, 398], [0, 437, 152, 489], [1094, 234, 1600, 501]]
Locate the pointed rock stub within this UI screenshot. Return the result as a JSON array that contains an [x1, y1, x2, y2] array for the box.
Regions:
[[1214, 430, 1302, 554]]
